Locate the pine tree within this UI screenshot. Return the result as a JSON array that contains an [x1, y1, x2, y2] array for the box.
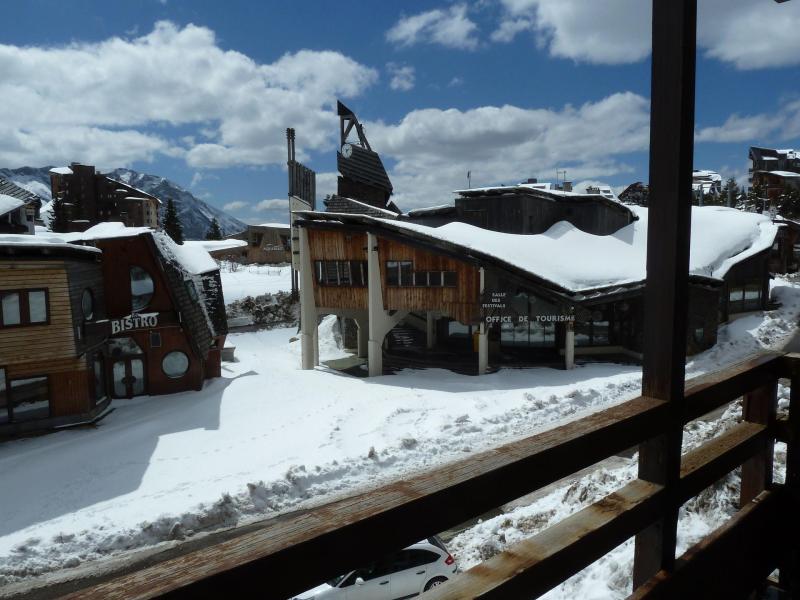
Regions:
[[745, 182, 766, 213], [720, 177, 740, 207], [162, 198, 184, 244], [778, 187, 800, 220], [205, 218, 223, 240], [49, 196, 70, 233]]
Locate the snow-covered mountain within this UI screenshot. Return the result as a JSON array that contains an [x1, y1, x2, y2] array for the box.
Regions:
[[0, 166, 246, 240]]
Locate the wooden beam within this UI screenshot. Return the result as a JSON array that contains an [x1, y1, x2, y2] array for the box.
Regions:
[[633, 0, 698, 588], [739, 383, 777, 506]]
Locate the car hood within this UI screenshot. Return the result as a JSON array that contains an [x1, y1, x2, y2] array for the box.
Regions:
[[293, 582, 335, 599]]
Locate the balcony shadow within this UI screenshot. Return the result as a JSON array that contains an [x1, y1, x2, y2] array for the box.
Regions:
[[0, 371, 257, 539]]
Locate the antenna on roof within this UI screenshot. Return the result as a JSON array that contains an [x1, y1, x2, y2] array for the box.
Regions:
[[467, 170, 472, 189]]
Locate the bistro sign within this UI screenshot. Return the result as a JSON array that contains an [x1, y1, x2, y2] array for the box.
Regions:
[[111, 312, 159, 335]]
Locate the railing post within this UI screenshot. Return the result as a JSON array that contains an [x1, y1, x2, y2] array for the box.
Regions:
[[632, 0, 697, 589], [780, 359, 800, 592], [739, 382, 777, 506]]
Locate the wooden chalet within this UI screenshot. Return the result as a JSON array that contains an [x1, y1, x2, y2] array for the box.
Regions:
[[0, 237, 108, 436], [225, 223, 291, 264], [0, 224, 227, 437], [0, 176, 42, 234]]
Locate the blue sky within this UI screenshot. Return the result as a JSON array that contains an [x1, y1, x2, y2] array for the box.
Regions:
[[1, 0, 799, 224]]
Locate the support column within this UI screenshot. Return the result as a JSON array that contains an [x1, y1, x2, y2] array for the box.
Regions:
[[426, 312, 436, 350], [564, 319, 575, 370], [367, 232, 384, 377], [478, 268, 488, 375], [356, 318, 368, 359], [299, 226, 318, 370]]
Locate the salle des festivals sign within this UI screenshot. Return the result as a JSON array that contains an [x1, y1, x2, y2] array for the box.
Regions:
[[110, 313, 159, 335]]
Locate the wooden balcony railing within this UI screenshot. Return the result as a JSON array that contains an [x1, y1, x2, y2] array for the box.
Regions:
[[22, 351, 797, 600]]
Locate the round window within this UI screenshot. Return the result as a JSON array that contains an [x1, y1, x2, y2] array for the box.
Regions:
[[81, 289, 94, 320], [162, 351, 189, 379], [130, 266, 154, 312]]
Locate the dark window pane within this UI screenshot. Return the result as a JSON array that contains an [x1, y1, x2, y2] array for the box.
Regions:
[[93, 356, 106, 403], [339, 261, 352, 286], [130, 267, 154, 311], [407, 549, 440, 567], [323, 261, 339, 285], [28, 290, 47, 323], [443, 272, 457, 287], [399, 261, 413, 286], [386, 261, 399, 286], [593, 320, 610, 345], [414, 272, 428, 286], [0, 368, 7, 424], [150, 331, 162, 348], [10, 376, 49, 422], [2, 292, 20, 326], [82, 289, 94, 320], [428, 272, 442, 287], [315, 261, 323, 283]]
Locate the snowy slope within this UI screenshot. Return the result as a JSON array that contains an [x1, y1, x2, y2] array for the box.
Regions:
[[0, 167, 246, 240], [2, 276, 800, 588]]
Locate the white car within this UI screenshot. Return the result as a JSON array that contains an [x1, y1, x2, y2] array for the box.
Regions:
[[293, 537, 457, 599]]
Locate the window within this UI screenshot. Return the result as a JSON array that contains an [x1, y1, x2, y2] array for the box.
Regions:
[[386, 262, 457, 288], [0, 368, 6, 425], [162, 351, 189, 378], [93, 356, 106, 404], [1, 293, 20, 326], [150, 331, 162, 348], [81, 289, 94, 320], [314, 261, 367, 286], [130, 267, 154, 311], [0, 289, 49, 327], [9, 376, 49, 422], [108, 337, 143, 357]]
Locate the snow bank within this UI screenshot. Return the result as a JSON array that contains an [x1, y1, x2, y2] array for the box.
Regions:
[[375, 206, 777, 292]]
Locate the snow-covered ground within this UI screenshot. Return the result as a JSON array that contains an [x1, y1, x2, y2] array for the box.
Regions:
[[1, 276, 799, 591], [218, 262, 292, 303]]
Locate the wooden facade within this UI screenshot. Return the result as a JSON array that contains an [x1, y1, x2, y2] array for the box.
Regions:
[[0, 248, 108, 436]]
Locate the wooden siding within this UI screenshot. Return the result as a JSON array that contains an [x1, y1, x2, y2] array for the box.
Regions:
[[66, 259, 106, 355], [308, 229, 368, 310], [0, 261, 77, 365], [379, 237, 480, 324]]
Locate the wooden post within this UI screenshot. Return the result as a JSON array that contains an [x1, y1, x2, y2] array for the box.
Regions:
[[780, 362, 800, 592], [632, 0, 697, 589], [739, 382, 777, 506], [478, 268, 488, 375]]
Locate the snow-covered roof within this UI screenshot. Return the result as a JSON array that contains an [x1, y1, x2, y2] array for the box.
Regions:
[[72, 222, 153, 240], [153, 234, 219, 275], [256, 222, 290, 229], [404, 204, 456, 217], [49, 166, 73, 175], [184, 239, 247, 253], [692, 170, 722, 182], [0, 232, 100, 254], [768, 171, 800, 178], [303, 206, 778, 294], [0, 194, 25, 217]]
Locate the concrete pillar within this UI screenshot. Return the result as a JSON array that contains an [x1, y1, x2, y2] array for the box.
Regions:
[[478, 268, 488, 375], [426, 312, 436, 350], [565, 319, 575, 370], [367, 232, 384, 377], [356, 318, 368, 359], [299, 227, 318, 370]]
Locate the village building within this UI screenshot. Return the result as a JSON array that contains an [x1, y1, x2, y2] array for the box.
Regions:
[[749, 146, 800, 198], [49, 163, 160, 230], [296, 206, 776, 376], [289, 102, 779, 376], [0, 224, 228, 437], [225, 223, 291, 264], [0, 176, 43, 234], [0, 236, 108, 436]]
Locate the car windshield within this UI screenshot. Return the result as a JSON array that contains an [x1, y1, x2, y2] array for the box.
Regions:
[[327, 574, 348, 586]]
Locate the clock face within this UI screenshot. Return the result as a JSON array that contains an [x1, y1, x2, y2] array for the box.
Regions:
[[341, 143, 353, 159]]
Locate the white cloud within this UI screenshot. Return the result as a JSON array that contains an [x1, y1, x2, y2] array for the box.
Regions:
[[254, 198, 290, 211], [223, 200, 249, 211], [366, 92, 649, 208], [0, 21, 378, 168], [696, 100, 800, 143], [493, 0, 800, 69], [386, 5, 479, 50], [387, 63, 416, 91], [448, 76, 464, 87]]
